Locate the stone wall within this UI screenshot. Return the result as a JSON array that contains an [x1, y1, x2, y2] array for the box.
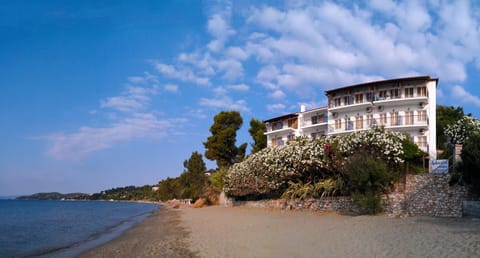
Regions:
[[227, 174, 469, 217], [402, 174, 468, 217]]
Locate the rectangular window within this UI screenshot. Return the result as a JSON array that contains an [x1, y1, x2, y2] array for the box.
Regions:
[[355, 116, 363, 129], [287, 134, 295, 142], [405, 111, 414, 125], [355, 94, 364, 104], [334, 98, 341, 107], [405, 88, 414, 98], [273, 122, 283, 130], [366, 114, 373, 127], [366, 91, 374, 102], [310, 132, 317, 139], [379, 114, 387, 125], [288, 118, 297, 129], [344, 96, 352, 105], [417, 86, 427, 97], [390, 89, 400, 99], [417, 136, 427, 147], [418, 110, 427, 121], [390, 112, 399, 126], [335, 119, 342, 129], [311, 116, 318, 125], [378, 90, 387, 100]]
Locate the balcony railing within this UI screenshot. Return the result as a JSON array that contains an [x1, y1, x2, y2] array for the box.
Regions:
[[329, 115, 428, 134], [329, 93, 428, 108]]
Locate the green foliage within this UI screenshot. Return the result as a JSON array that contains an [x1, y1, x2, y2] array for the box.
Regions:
[[91, 185, 159, 201], [351, 192, 383, 215], [178, 152, 208, 200], [209, 168, 227, 193], [156, 177, 182, 201], [248, 118, 267, 154], [204, 111, 247, 169], [459, 133, 480, 194], [281, 179, 342, 200], [342, 151, 397, 195], [401, 138, 426, 174], [437, 105, 465, 157]]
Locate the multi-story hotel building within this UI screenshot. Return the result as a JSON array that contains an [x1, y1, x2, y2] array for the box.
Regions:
[[264, 76, 438, 159]]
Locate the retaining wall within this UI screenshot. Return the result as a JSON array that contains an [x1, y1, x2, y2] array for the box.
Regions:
[[226, 174, 469, 217]]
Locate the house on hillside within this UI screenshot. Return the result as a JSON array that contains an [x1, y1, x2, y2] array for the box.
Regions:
[[264, 75, 438, 159]]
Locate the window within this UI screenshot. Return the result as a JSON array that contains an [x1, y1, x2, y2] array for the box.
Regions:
[[311, 116, 318, 125], [405, 88, 414, 98], [287, 134, 295, 142], [379, 114, 387, 125], [417, 86, 427, 97], [417, 136, 427, 147], [418, 110, 427, 121], [366, 91, 374, 102], [405, 111, 414, 125], [272, 137, 284, 146], [366, 114, 373, 127], [390, 88, 400, 99], [344, 96, 352, 105], [334, 98, 341, 107], [335, 119, 342, 129], [355, 116, 363, 129], [288, 118, 297, 129], [355, 94, 364, 104], [311, 132, 317, 139], [273, 122, 283, 130], [378, 90, 387, 100], [390, 112, 399, 126]]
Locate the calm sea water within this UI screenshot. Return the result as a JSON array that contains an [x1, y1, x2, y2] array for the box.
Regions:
[[0, 200, 159, 258]]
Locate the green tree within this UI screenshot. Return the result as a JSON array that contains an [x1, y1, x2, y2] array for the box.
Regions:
[[248, 118, 267, 154], [156, 177, 181, 201], [437, 105, 465, 157], [179, 151, 208, 200], [459, 132, 480, 194], [204, 111, 247, 168]]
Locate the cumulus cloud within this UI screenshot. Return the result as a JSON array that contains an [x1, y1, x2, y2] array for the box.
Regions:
[[153, 62, 210, 85], [47, 113, 173, 160], [227, 83, 249, 91], [266, 103, 286, 113], [100, 85, 158, 113], [164, 83, 179, 93], [199, 96, 249, 113], [451, 85, 480, 107]]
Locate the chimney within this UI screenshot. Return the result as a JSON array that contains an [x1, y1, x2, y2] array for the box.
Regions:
[[300, 104, 306, 112]]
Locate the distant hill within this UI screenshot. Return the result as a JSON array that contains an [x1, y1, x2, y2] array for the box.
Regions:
[[16, 192, 91, 200]]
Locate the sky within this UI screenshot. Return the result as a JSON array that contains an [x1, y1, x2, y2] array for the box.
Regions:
[[1, 0, 480, 196]]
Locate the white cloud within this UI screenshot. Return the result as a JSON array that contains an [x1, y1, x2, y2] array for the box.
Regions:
[[199, 96, 249, 113], [164, 84, 179, 93], [451, 85, 480, 107], [269, 90, 286, 99], [266, 103, 286, 113], [227, 83, 249, 91], [100, 86, 158, 113], [153, 62, 210, 85], [47, 113, 173, 160]]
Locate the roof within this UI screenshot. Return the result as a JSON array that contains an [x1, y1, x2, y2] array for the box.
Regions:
[[263, 113, 298, 123], [325, 75, 439, 95], [303, 106, 328, 113]]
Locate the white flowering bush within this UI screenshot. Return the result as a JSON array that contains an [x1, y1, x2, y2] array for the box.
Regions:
[[444, 116, 480, 144], [225, 126, 408, 197]]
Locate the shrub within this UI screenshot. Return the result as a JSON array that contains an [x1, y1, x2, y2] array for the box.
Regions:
[[351, 192, 383, 215], [459, 132, 480, 194]]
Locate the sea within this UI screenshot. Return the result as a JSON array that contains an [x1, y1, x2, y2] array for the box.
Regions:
[[0, 199, 159, 258]]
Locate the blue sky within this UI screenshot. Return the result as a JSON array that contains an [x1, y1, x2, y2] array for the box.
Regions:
[[1, 0, 480, 196]]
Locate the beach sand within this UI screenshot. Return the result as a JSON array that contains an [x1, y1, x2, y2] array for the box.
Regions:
[[78, 208, 196, 258], [181, 206, 480, 258], [80, 206, 480, 258]]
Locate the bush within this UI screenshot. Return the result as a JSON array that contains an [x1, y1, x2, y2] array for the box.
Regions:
[[351, 192, 383, 214], [459, 133, 480, 194]]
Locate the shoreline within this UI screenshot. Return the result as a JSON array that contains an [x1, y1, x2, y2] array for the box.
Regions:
[[77, 208, 195, 258]]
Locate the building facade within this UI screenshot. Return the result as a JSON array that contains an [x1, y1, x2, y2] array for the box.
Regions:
[[264, 76, 438, 159]]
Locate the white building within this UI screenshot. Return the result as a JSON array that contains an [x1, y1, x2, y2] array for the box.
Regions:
[[264, 76, 438, 159]]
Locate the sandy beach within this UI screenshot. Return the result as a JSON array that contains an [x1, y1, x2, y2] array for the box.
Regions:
[[81, 206, 480, 258]]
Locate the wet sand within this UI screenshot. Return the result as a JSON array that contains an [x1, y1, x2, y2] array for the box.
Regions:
[[80, 206, 480, 258]]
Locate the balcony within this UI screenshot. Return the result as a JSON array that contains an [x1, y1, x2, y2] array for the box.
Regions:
[[328, 115, 428, 135], [329, 95, 429, 112]]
